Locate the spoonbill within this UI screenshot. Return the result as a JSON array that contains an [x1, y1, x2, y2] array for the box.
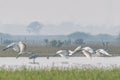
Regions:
[[95, 41, 112, 57], [53, 46, 81, 58], [81, 46, 95, 58], [95, 49, 112, 56], [3, 41, 32, 58]]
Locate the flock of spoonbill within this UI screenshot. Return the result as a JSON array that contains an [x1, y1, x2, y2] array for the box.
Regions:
[[2, 41, 112, 63], [53, 46, 112, 58]]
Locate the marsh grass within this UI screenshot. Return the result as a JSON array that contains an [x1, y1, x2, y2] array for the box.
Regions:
[[0, 67, 119, 80]]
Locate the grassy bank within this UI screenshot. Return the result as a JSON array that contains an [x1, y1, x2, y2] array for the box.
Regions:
[[0, 68, 119, 80]]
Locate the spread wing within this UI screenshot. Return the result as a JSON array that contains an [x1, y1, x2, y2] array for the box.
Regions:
[[82, 47, 94, 58], [96, 49, 112, 56], [3, 43, 18, 51], [56, 50, 69, 58]]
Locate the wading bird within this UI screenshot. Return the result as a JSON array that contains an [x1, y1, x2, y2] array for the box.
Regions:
[[29, 53, 40, 64], [53, 46, 82, 58], [3, 41, 32, 58], [80, 46, 95, 58], [95, 41, 112, 57], [95, 49, 112, 56]]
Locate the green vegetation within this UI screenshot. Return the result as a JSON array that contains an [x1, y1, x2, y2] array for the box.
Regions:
[[0, 68, 119, 80]]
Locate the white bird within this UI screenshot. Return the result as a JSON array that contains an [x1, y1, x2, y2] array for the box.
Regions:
[[54, 46, 81, 58], [54, 46, 95, 58], [95, 49, 112, 56], [3, 41, 32, 58], [81, 47, 95, 58]]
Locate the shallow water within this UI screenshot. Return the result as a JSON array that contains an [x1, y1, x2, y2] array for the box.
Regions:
[[0, 57, 120, 69]]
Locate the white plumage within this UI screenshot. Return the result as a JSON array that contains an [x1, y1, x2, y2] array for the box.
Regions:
[[95, 49, 112, 56], [3, 41, 31, 58], [55, 46, 95, 58], [81, 47, 95, 58], [56, 50, 69, 58], [55, 46, 81, 58]]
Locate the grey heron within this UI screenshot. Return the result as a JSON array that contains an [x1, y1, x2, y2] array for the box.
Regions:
[[29, 54, 40, 64]]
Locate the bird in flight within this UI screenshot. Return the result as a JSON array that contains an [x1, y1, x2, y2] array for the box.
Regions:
[[53, 46, 81, 58], [95, 49, 112, 57], [80, 46, 95, 58], [3, 41, 32, 58]]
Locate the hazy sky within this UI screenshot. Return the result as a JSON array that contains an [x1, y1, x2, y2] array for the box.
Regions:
[[0, 0, 120, 35]]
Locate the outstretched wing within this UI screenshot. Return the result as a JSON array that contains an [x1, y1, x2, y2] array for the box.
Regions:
[[82, 47, 94, 54], [73, 46, 81, 53], [68, 46, 81, 56], [96, 49, 112, 56], [3, 43, 16, 51], [82, 47, 94, 58], [56, 50, 69, 58]]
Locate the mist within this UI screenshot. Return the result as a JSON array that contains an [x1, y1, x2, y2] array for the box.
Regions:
[[0, 22, 120, 36]]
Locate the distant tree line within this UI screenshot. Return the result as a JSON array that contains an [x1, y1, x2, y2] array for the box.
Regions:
[[0, 32, 120, 46], [43, 38, 85, 47]]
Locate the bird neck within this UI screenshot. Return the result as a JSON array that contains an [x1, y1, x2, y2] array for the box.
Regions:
[[68, 50, 74, 55]]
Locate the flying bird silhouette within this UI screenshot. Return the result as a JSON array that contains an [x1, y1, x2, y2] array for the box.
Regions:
[[3, 41, 32, 58], [95, 49, 112, 56], [53, 46, 81, 58], [81, 46, 95, 58]]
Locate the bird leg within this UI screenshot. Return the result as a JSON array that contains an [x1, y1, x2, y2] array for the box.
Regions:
[[2, 48, 9, 51], [33, 58, 35, 64], [46, 54, 57, 59], [46, 56, 49, 59], [16, 54, 22, 59], [53, 54, 57, 57], [2, 46, 13, 51]]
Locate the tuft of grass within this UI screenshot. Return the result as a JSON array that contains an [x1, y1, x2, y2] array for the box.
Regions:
[[0, 68, 119, 80]]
